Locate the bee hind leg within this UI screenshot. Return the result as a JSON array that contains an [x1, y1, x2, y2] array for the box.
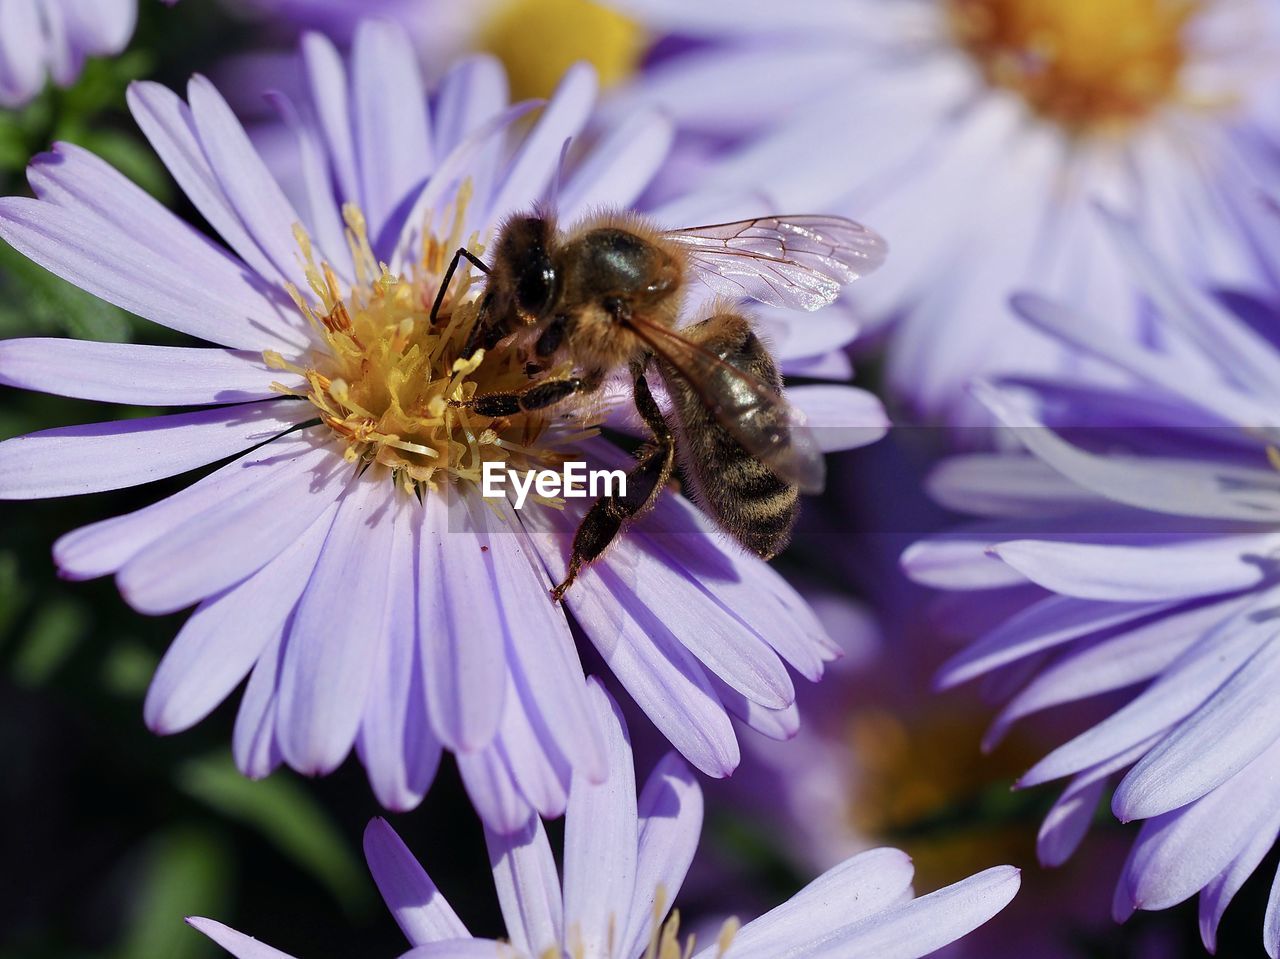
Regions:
[[551, 365, 674, 601]]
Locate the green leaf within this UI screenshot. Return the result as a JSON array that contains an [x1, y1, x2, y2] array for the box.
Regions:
[[111, 827, 232, 959], [177, 753, 371, 912], [11, 598, 85, 687], [0, 551, 28, 641], [100, 638, 159, 698]]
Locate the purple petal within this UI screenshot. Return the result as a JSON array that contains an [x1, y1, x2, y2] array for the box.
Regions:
[[300, 32, 361, 209], [901, 535, 1031, 591], [538, 530, 739, 776], [1121, 740, 1280, 913], [986, 596, 1236, 747], [398, 942, 515, 959], [1100, 211, 1280, 406], [351, 19, 432, 245], [486, 63, 596, 220], [707, 848, 917, 959], [277, 473, 400, 775], [1037, 737, 1158, 868], [0, 338, 297, 406], [925, 453, 1106, 518], [1021, 592, 1275, 787], [364, 817, 468, 946], [53, 432, 317, 580], [0, 0, 44, 108], [117, 439, 350, 614], [490, 499, 607, 783], [787, 384, 889, 453], [185, 918, 298, 959], [233, 632, 285, 779], [619, 753, 703, 959], [559, 109, 673, 221], [431, 54, 508, 159], [187, 74, 318, 281], [790, 865, 1021, 959], [264, 89, 353, 280], [144, 499, 336, 734], [1114, 630, 1280, 819], [1011, 293, 1276, 428], [936, 594, 1175, 690], [456, 740, 536, 835], [358, 496, 442, 811], [127, 81, 291, 286], [0, 401, 314, 499], [1199, 804, 1280, 952], [493, 671, 572, 820], [484, 818, 563, 957], [977, 382, 1280, 522], [712, 675, 801, 741], [990, 536, 1268, 603], [23, 140, 302, 343], [0, 195, 304, 352], [418, 492, 506, 753], [562, 680, 638, 958], [1266, 861, 1280, 958]]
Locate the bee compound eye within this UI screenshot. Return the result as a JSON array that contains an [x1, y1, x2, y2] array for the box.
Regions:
[[515, 259, 556, 315]]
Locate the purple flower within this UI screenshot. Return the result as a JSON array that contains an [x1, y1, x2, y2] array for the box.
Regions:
[[0, 20, 887, 832], [0, 0, 174, 108], [607, 0, 1280, 423], [188, 680, 1022, 959], [902, 192, 1280, 951]]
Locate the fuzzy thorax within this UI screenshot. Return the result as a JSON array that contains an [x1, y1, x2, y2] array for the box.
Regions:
[[266, 201, 596, 496]]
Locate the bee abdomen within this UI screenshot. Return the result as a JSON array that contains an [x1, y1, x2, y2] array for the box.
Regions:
[[696, 432, 799, 558]]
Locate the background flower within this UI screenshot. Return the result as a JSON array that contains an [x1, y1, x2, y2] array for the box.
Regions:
[[0, 0, 176, 109], [902, 186, 1280, 953], [191, 679, 1022, 959], [604, 0, 1280, 425]]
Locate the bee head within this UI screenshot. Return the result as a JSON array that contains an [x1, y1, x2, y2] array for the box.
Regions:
[[497, 215, 558, 319]]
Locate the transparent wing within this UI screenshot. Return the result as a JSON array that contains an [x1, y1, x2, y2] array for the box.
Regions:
[[662, 215, 887, 311], [630, 317, 826, 494]]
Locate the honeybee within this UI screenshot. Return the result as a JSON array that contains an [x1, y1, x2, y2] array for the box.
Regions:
[[430, 210, 886, 600]]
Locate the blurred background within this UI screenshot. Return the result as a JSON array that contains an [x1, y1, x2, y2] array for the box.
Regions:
[[4, 1, 1280, 957]]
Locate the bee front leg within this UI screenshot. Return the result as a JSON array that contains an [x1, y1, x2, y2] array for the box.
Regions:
[[552, 365, 674, 602]]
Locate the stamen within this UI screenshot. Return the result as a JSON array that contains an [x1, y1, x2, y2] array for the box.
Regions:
[[270, 195, 596, 496]]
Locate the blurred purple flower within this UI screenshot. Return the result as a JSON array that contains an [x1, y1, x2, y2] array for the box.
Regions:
[[0, 20, 886, 832], [902, 192, 1280, 950], [607, 0, 1280, 423], [217, 0, 647, 102], [189, 679, 1022, 959], [0, 0, 174, 108]]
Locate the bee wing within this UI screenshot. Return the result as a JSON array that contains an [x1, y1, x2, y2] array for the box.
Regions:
[[630, 317, 826, 494], [662, 215, 887, 312]]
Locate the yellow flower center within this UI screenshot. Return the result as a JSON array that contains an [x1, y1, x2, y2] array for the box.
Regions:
[[266, 193, 594, 497], [476, 0, 648, 101], [947, 0, 1200, 133]]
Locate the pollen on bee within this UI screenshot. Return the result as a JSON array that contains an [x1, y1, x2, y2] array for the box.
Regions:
[[272, 196, 598, 497]]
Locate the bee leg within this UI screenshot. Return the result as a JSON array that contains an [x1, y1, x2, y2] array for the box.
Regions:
[[551, 367, 674, 601], [459, 375, 593, 417]]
